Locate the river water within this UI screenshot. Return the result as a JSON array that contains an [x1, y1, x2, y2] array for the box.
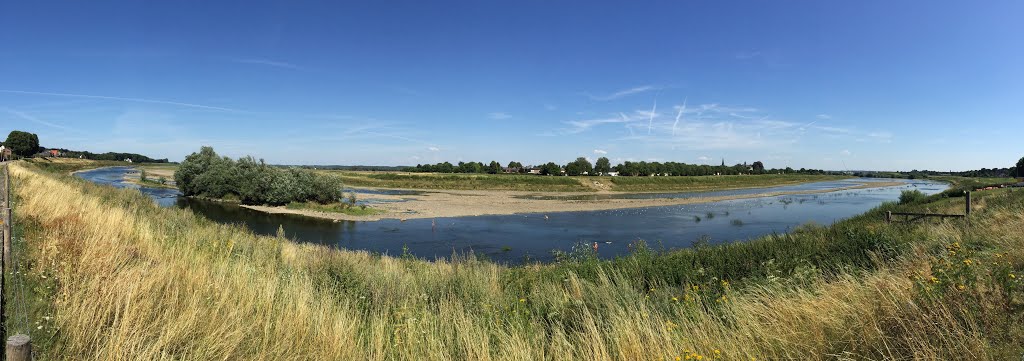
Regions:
[[76, 167, 947, 264]]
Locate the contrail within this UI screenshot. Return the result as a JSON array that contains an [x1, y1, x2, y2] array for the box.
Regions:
[[647, 99, 657, 135], [621, 112, 635, 137], [672, 97, 687, 137], [0, 89, 242, 112]]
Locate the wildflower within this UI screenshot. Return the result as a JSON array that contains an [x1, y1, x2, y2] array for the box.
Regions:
[[963, 259, 973, 266], [519, 298, 526, 303], [714, 349, 720, 355], [957, 284, 966, 291], [929, 277, 938, 284], [720, 280, 730, 288], [676, 357, 681, 361], [692, 285, 699, 291], [1010, 274, 1016, 279], [36, 325, 42, 330], [672, 297, 679, 302]]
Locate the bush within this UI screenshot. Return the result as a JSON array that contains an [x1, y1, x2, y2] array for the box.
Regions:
[[175, 147, 344, 205], [899, 189, 927, 204]]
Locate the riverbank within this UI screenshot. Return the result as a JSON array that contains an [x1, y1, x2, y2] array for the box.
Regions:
[[9, 156, 1024, 359], [243, 180, 905, 221]]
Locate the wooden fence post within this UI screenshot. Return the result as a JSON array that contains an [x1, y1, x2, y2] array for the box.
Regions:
[[5, 334, 31, 361], [886, 211, 891, 224], [965, 191, 971, 216]]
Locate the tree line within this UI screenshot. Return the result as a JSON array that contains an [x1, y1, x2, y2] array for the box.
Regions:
[[2, 130, 168, 162], [175, 146, 345, 206], [856, 157, 1023, 179], [405, 157, 835, 176]]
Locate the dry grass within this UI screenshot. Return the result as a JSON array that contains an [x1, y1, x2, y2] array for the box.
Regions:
[[7, 162, 1024, 360]]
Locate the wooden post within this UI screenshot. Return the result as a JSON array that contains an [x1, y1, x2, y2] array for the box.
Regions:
[[5, 334, 30, 361], [965, 191, 971, 216], [886, 211, 892, 224]]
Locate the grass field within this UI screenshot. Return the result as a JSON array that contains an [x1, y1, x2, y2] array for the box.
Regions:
[[6, 160, 1024, 359]]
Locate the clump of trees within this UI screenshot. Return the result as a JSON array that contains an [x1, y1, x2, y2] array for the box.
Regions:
[[175, 147, 344, 206], [564, 157, 593, 176], [3, 130, 41, 157]]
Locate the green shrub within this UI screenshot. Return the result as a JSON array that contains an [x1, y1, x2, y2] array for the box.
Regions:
[[899, 190, 927, 204]]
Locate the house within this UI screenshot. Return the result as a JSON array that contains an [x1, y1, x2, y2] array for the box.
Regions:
[[503, 167, 522, 174], [528, 168, 541, 175], [606, 171, 619, 177], [49, 149, 61, 157], [0, 146, 10, 161]]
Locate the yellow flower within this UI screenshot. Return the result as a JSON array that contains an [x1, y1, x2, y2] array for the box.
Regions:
[[675, 357, 681, 361], [957, 284, 966, 291], [672, 297, 679, 302], [963, 259, 973, 266], [1010, 274, 1016, 279], [929, 277, 938, 284], [721, 280, 730, 288], [714, 349, 720, 355], [696, 355, 703, 360], [519, 298, 526, 303], [692, 285, 700, 291]]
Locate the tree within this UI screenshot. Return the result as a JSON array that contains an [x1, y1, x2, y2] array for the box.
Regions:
[[594, 157, 611, 175], [540, 162, 561, 176], [564, 157, 593, 176], [487, 160, 502, 174], [1017, 157, 1024, 178], [3, 130, 40, 157], [751, 161, 765, 174]]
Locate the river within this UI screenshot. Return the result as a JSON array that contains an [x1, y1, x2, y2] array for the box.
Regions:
[[75, 167, 947, 264]]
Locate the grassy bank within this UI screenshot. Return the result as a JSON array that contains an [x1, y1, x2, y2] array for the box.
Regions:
[[326, 171, 852, 193], [7, 161, 1024, 359], [606, 174, 849, 192]]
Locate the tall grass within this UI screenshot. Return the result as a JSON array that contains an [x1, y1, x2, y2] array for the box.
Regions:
[[7, 162, 1024, 359]]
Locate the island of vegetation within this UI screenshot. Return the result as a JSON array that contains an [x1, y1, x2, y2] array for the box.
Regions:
[[173, 146, 381, 217]]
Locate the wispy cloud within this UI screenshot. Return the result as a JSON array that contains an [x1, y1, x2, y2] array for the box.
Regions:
[[230, 58, 302, 70], [840, 149, 852, 156], [735, 51, 762, 60], [427, 146, 440, 152], [488, 112, 512, 120], [816, 114, 832, 120], [0, 89, 242, 112], [593, 149, 607, 155], [2, 107, 78, 132], [588, 85, 655, 101]]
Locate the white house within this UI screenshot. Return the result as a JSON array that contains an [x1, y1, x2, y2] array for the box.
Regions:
[[606, 171, 620, 177]]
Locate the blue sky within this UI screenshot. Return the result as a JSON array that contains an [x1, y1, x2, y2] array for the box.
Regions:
[[1, 1, 1021, 171]]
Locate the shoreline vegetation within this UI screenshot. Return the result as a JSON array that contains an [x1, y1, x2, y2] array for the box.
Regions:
[[8, 159, 1024, 359]]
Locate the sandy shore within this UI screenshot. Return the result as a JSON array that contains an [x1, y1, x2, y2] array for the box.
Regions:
[[241, 181, 904, 222]]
